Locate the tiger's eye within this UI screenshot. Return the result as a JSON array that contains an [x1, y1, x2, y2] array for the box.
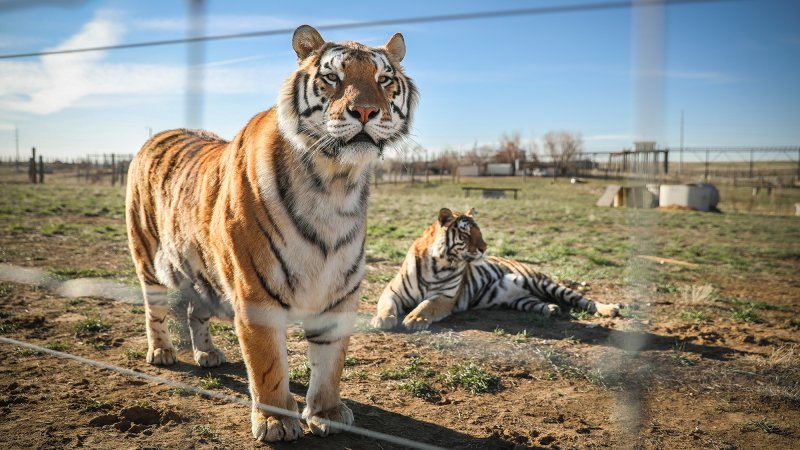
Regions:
[[324, 73, 339, 82], [378, 75, 391, 84]]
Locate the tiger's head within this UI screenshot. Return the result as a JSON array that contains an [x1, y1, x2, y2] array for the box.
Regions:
[[277, 25, 418, 167], [429, 208, 487, 263]]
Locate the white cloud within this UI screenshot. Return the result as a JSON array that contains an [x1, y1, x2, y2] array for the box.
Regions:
[[0, 11, 293, 116], [0, 10, 125, 114]]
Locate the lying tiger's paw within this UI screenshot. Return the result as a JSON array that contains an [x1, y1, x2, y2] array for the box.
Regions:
[[402, 313, 430, 331], [543, 304, 561, 318], [194, 348, 227, 368], [302, 402, 353, 437], [147, 347, 177, 366], [595, 303, 621, 317], [370, 314, 397, 330], [252, 413, 303, 442]]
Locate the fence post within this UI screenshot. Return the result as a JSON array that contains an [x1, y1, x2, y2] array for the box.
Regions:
[[29, 147, 37, 184], [111, 154, 116, 186], [38, 155, 44, 184], [749, 149, 754, 178], [704, 149, 709, 181]]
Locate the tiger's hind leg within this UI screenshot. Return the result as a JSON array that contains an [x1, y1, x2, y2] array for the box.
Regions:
[[186, 291, 227, 368], [511, 296, 561, 318], [140, 284, 178, 365]]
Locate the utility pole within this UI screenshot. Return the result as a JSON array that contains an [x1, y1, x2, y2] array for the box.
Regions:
[[679, 110, 684, 176]]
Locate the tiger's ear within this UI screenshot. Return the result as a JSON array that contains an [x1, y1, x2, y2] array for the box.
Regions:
[[466, 207, 476, 217], [438, 208, 454, 226], [293, 25, 325, 61], [384, 33, 406, 62]]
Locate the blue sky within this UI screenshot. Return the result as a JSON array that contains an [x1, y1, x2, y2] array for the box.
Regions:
[[0, 0, 798, 160]]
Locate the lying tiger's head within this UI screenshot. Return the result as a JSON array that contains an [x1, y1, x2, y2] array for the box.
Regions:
[[277, 25, 418, 166], [429, 208, 487, 263]]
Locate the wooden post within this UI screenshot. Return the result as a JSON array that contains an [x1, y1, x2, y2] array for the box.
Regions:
[[38, 155, 44, 184], [111, 154, 116, 186], [704, 149, 710, 181], [29, 147, 36, 184]]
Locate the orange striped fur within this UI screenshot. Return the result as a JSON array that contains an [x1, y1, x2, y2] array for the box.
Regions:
[[126, 25, 416, 442]]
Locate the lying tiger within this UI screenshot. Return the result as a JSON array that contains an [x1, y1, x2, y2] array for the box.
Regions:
[[371, 208, 620, 330]]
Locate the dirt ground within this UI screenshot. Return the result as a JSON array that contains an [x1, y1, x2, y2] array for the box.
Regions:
[[1, 180, 799, 450]]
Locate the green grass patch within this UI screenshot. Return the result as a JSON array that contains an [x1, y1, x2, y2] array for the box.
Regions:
[[535, 346, 615, 387], [81, 398, 113, 412], [569, 310, 596, 321], [15, 347, 42, 356], [444, 363, 500, 394], [399, 379, 440, 400], [344, 356, 360, 367], [0, 282, 12, 298], [728, 298, 786, 311], [289, 360, 311, 385], [198, 373, 222, 390], [45, 341, 70, 351], [729, 307, 763, 323], [0, 321, 18, 333], [124, 347, 144, 360], [130, 306, 145, 314], [192, 424, 219, 442], [378, 357, 435, 380], [740, 417, 791, 435], [74, 317, 111, 335], [678, 310, 712, 322], [168, 387, 194, 397]]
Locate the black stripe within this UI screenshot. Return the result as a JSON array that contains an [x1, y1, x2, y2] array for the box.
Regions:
[[252, 256, 290, 309], [307, 336, 346, 345], [333, 225, 360, 252], [304, 323, 335, 341], [255, 215, 295, 292], [414, 256, 425, 290], [301, 73, 310, 108], [300, 104, 323, 118], [272, 147, 330, 257], [323, 281, 361, 313]]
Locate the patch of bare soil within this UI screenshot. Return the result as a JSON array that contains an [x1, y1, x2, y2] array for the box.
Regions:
[[1, 217, 798, 449]]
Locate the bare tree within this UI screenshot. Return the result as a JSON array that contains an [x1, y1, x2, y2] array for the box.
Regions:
[[495, 132, 522, 163], [542, 131, 582, 179]]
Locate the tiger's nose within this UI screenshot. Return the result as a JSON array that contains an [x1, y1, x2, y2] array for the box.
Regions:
[[348, 106, 379, 124]]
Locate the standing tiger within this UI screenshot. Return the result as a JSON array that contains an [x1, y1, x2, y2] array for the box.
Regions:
[[126, 25, 417, 442], [371, 208, 620, 331]]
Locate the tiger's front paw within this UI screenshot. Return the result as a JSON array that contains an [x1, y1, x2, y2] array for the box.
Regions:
[[302, 402, 353, 437], [595, 303, 621, 317], [370, 314, 398, 330], [252, 413, 303, 442], [147, 347, 177, 365], [194, 348, 226, 368], [402, 313, 431, 331]]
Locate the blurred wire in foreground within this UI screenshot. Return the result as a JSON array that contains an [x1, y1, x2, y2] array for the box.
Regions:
[[0, 335, 446, 450], [0, 0, 743, 60]]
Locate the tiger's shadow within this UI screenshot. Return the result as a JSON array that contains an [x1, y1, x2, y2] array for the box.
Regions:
[[158, 357, 539, 450], [396, 308, 747, 362]]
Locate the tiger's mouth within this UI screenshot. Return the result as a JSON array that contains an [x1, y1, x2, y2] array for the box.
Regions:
[[347, 131, 376, 145]]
